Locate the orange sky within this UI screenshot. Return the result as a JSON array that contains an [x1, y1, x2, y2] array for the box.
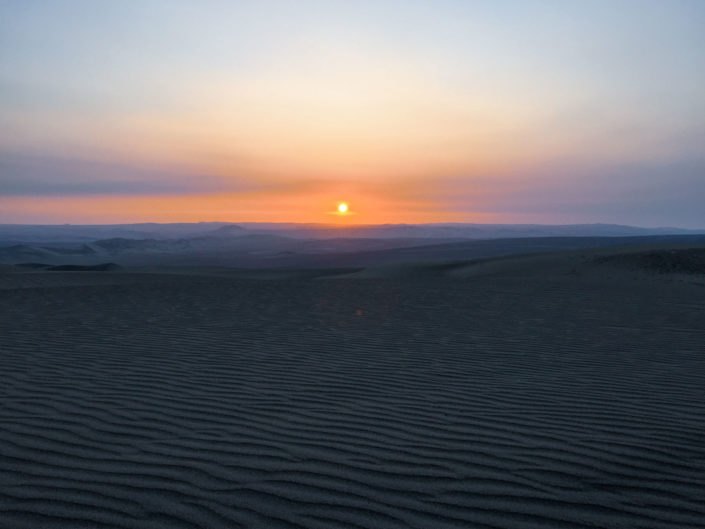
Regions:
[[1, 2, 704, 227], [0, 191, 509, 225]]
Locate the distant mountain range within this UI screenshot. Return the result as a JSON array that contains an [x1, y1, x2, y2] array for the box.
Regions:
[[0, 221, 704, 268], [0, 222, 702, 246], [235, 222, 705, 240]]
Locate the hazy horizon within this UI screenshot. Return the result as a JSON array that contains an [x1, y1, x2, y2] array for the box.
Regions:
[[2, 1, 704, 227], [2, 220, 705, 230]]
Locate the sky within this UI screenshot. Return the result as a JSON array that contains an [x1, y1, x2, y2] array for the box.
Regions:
[[1, 0, 704, 226]]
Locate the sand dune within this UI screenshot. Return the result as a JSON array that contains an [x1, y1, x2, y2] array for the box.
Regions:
[[3, 232, 705, 269], [1, 245, 704, 528], [337, 242, 705, 281]]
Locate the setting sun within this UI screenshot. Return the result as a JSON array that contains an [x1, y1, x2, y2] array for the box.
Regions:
[[337, 203, 349, 214]]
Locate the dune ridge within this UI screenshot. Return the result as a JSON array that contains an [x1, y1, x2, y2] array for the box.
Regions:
[[1, 246, 704, 528]]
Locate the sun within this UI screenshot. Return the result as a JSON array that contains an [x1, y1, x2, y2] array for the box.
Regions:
[[337, 202, 349, 214]]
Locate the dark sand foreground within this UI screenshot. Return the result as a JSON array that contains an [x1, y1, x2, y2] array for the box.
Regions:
[[1, 247, 705, 528]]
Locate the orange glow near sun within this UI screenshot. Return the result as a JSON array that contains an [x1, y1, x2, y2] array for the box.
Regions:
[[0, 190, 507, 225]]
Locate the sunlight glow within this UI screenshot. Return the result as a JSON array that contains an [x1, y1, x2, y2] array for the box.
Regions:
[[1, 2, 702, 226]]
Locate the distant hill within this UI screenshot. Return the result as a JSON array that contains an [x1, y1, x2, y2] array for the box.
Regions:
[[2, 231, 704, 268], [2, 221, 704, 268], [0, 222, 236, 245], [235, 222, 705, 240], [0, 221, 703, 246]]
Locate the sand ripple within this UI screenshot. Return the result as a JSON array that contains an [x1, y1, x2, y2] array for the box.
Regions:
[[1, 271, 704, 528]]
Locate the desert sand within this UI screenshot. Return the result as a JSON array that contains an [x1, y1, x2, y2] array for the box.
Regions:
[[1, 244, 704, 528]]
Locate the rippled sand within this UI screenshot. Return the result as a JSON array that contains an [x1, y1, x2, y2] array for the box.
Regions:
[[1, 248, 704, 528]]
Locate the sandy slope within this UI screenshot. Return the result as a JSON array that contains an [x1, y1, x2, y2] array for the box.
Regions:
[[3, 234, 705, 269], [1, 246, 704, 528]]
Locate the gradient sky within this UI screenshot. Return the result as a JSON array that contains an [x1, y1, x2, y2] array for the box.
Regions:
[[1, 0, 704, 226]]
